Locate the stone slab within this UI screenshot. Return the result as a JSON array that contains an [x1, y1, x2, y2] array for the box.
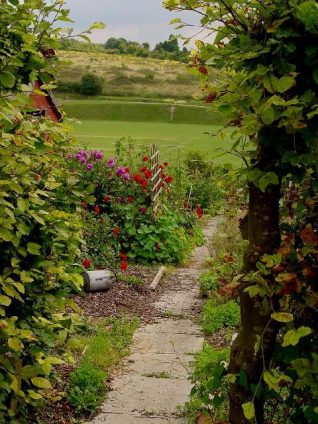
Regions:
[[89, 413, 187, 424], [137, 319, 201, 336], [126, 352, 193, 379], [154, 291, 200, 315], [100, 374, 192, 416], [133, 330, 204, 355]]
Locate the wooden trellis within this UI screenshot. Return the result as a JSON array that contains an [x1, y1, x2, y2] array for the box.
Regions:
[[150, 144, 163, 213]]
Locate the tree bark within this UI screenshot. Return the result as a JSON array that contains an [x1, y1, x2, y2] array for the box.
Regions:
[[228, 138, 282, 424]]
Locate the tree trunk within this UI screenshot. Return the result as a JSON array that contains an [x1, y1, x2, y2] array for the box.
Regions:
[[228, 141, 282, 423]]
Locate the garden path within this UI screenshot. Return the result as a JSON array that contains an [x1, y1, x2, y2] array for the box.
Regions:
[[88, 218, 220, 424]]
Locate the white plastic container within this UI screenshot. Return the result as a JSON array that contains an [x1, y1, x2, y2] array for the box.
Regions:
[[83, 270, 116, 292]]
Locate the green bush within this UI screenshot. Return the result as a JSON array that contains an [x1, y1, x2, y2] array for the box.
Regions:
[[68, 364, 106, 413], [202, 300, 240, 334], [199, 272, 221, 297], [186, 344, 230, 422], [80, 73, 103, 96], [0, 2, 95, 421]]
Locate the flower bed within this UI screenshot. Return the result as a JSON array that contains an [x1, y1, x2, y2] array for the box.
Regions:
[[67, 143, 203, 270]]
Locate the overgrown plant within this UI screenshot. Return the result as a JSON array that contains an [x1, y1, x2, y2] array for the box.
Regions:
[[0, 1, 102, 421], [165, 1, 318, 423]]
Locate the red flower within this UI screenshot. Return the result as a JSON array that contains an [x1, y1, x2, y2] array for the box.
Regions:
[[140, 166, 147, 172], [140, 207, 147, 214], [121, 261, 128, 272], [196, 206, 203, 219], [159, 165, 164, 170], [125, 167, 130, 172], [164, 161, 169, 167], [82, 259, 91, 269], [143, 156, 149, 162], [144, 169, 152, 179], [113, 227, 120, 236], [104, 195, 111, 203], [198, 65, 208, 75], [205, 92, 217, 103], [120, 253, 128, 261], [128, 195, 134, 204], [134, 174, 142, 183], [141, 180, 148, 188], [184, 200, 188, 209], [94, 206, 101, 215], [165, 176, 173, 184], [161, 172, 166, 178]]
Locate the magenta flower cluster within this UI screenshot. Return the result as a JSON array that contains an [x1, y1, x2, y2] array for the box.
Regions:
[[68, 149, 105, 170]]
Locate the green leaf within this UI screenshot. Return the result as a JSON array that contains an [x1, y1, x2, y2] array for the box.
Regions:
[[271, 312, 294, 323], [0, 295, 12, 306], [27, 242, 41, 255], [31, 377, 52, 389], [17, 198, 30, 213], [8, 337, 23, 352], [273, 76, 295, 93], [258, 172, 279, 193], [242, 401, 255, 420], [282, 327, 312, 347], [296, 2, 318, 31], [0, 227, 13, 241], [0, 71, 16, 88], [261, 107, 276, 125]]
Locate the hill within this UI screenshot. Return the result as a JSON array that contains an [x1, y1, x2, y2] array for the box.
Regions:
[[56, 50, 203, 100]]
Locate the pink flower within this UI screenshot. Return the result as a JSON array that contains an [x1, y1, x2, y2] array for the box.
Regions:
[[122, 173, 130, 180], [67, 153, 74, 159], [116, 167, 126, 176], [139, 207, 147, 214], [87, 163, 94, 170], [107, 158, 116, 168], [94, 151, 104, 160]]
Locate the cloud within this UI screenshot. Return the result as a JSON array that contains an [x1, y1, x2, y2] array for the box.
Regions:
[[64, 0, 203, 47]]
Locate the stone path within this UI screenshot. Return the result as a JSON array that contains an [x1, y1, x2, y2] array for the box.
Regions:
[[89, 218, 220, 424]]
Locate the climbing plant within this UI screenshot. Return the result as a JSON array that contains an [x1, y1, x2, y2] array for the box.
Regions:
[[0, 1, 102, 421], [164, 1, 318, 423]]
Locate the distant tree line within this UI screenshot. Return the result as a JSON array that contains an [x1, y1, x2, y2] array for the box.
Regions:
[[59, 35, 189, 63]]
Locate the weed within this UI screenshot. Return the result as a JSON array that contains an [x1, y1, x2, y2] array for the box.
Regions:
[[186, 344, 230, 423], [68, 364, 106, 413], [201, 300, 240, 335]]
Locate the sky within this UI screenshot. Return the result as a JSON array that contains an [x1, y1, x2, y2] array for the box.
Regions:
[[64, 0, 203, 48]]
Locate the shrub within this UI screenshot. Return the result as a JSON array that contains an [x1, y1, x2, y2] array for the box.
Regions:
[[79, 73, 103, 96], [186, 344, 230, 422], [67, 142, 202, 266], [68, 364, 106, 413], [57, 81, 81, 93], [202, 300, 240, 334]]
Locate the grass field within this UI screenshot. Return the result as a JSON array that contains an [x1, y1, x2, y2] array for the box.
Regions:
[[71, 119, 239, 166], [56, 50, 223, 100], [62, 99, 225, 126]]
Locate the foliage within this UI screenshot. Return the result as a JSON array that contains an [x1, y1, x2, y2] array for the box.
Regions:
[[183, 152, 239, 214], [67, 364, 106, 413], [79, 73, 103, 96], [164, 0, 318, 422], [59, 36, 189, 62], [186, 344, 230, 423], [67, 140, 202, 266], [0, 1, 101, 421], [66, 316, 138, 414], [202, 300, 240, 335], [67, 316, 139, 370], [80, 211, 118, 271]]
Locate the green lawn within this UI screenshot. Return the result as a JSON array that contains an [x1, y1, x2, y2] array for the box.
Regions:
[[71, 119, 240, 166]]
